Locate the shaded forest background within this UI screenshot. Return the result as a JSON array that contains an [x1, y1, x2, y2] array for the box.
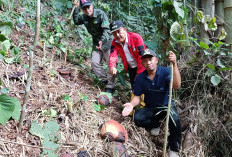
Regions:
[[0, 0, 231, 157]]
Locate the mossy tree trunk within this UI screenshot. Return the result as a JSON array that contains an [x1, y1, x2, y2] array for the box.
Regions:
[[200, 0, 213, 43], [224, 0, 232, 51], [215, 0, 224, 37]]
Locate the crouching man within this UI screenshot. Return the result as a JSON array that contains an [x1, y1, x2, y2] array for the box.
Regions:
[[122, 49, 182, 157]]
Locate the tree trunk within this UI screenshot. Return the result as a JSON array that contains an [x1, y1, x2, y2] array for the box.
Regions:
[[215, 0, 224, 37], [183, 0, 191, 53], [224, 0, 232, 50], [200, 0, 213, 43]]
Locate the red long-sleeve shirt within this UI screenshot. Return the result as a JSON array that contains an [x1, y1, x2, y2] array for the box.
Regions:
[[109, 32, 146, 74]]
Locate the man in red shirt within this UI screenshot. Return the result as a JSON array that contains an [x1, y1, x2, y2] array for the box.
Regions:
[[109, 20, 146, 89]]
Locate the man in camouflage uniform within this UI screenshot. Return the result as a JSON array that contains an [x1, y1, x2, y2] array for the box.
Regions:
[[73, 0, 114, 93]]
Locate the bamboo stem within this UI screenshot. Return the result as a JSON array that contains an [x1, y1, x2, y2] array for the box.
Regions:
[[163, 62, 174, 157], [68, 6, 76, 20]]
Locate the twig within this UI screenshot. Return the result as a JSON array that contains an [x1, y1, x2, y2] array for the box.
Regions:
[[189, 66, 206, 99], [163, 62, 173, 157], [218, 120, 232, 141], [0, 139, 55, 150], [68, 6, 76, 20], [179, 105, 195, 114]]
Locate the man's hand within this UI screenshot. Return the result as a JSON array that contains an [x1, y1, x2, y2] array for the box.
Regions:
[[122, 103, 134, 117], [96, 41, 103, 51], [73, 0, 79, 8], [168, 51, 177, 65], [110, 67, 117, 75]]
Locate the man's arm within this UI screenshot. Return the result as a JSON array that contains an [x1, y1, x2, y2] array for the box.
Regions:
[[100, 11, 111, 43], [136, 34, 146, 74], [109, 45, 118, 75], [73, 1, 84, 26], [96, 11, 111, 51], [122, 95, 141, 117], [168, 51, 181, 89]]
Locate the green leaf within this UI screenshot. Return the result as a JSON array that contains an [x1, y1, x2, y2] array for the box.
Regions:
[[43, 121, 60, 141], [4, 57, 15, 64], [173, 0, 184, 18], [208, 17, 217, 31], [219, 67, 232, 71], [83, 95, 89, 101], [206, 68, 214, 77], [0, 50, 7, 56], [144, 41, 157, 50], [42, 109, 57, 117], [194, 11, 203, 24], [62, 94, 72, 101], [49, 36, 54, 45], [12, 46, 21, 55], [99, 105, 106, 110], [0, 22, 13, 36], [0, 34, 7, 42], [50, 109, 57, 117], [170, 21, 184, 41], [200, 41, 209, 49], [59, 45, 67, 53], [203, 50, 211, 55], [0, 53, 3, 61], [217, 59, 225, 68], [217, 28, 227, 40], [29, 121, 45, 138], [66, 1, 73, 8], [93, 104, 101, 112], [211, 75, 221, 86], [206, 64, 215, 71], [11, 97, 21, 121], [41, 140, 59, 157], [29, 121, 60, 157], [1, 88, 9, 94], [1, 40, 11, 52], [0, 94, 16, 125]]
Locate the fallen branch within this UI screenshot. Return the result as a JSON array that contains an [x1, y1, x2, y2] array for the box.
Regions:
[[0, 139, 78, 150]]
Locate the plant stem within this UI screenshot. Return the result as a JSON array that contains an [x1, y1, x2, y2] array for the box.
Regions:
[[18, 0, 40, 130], [163, 62, 173, 157]]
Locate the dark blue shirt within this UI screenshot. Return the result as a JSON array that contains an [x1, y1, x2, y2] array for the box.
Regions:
[[134, 66, 172, 107]]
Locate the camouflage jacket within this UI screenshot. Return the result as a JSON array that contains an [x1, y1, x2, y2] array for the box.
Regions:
[[73, 8, 113, 52]]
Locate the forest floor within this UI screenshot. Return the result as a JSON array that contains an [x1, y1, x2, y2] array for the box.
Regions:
[[0, 13, 204, 157]]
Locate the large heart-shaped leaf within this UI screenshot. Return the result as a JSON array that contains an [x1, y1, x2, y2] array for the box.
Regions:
[[11, 97, 21, 121], [1, 40, 11, 52], [0, 22, 13, 36], [29, 121, 45, 139], [208, 17, 217, 31], [43, 121, 60, 141], [173, 0, 184, 18], [211, 75, 221, 86], [0, 94, 16, 125]]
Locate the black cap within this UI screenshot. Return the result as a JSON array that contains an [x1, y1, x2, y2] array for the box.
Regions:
[[141, 49, 157, 59], [80, 0, 91, 9], [110, 20, 125, 33]]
